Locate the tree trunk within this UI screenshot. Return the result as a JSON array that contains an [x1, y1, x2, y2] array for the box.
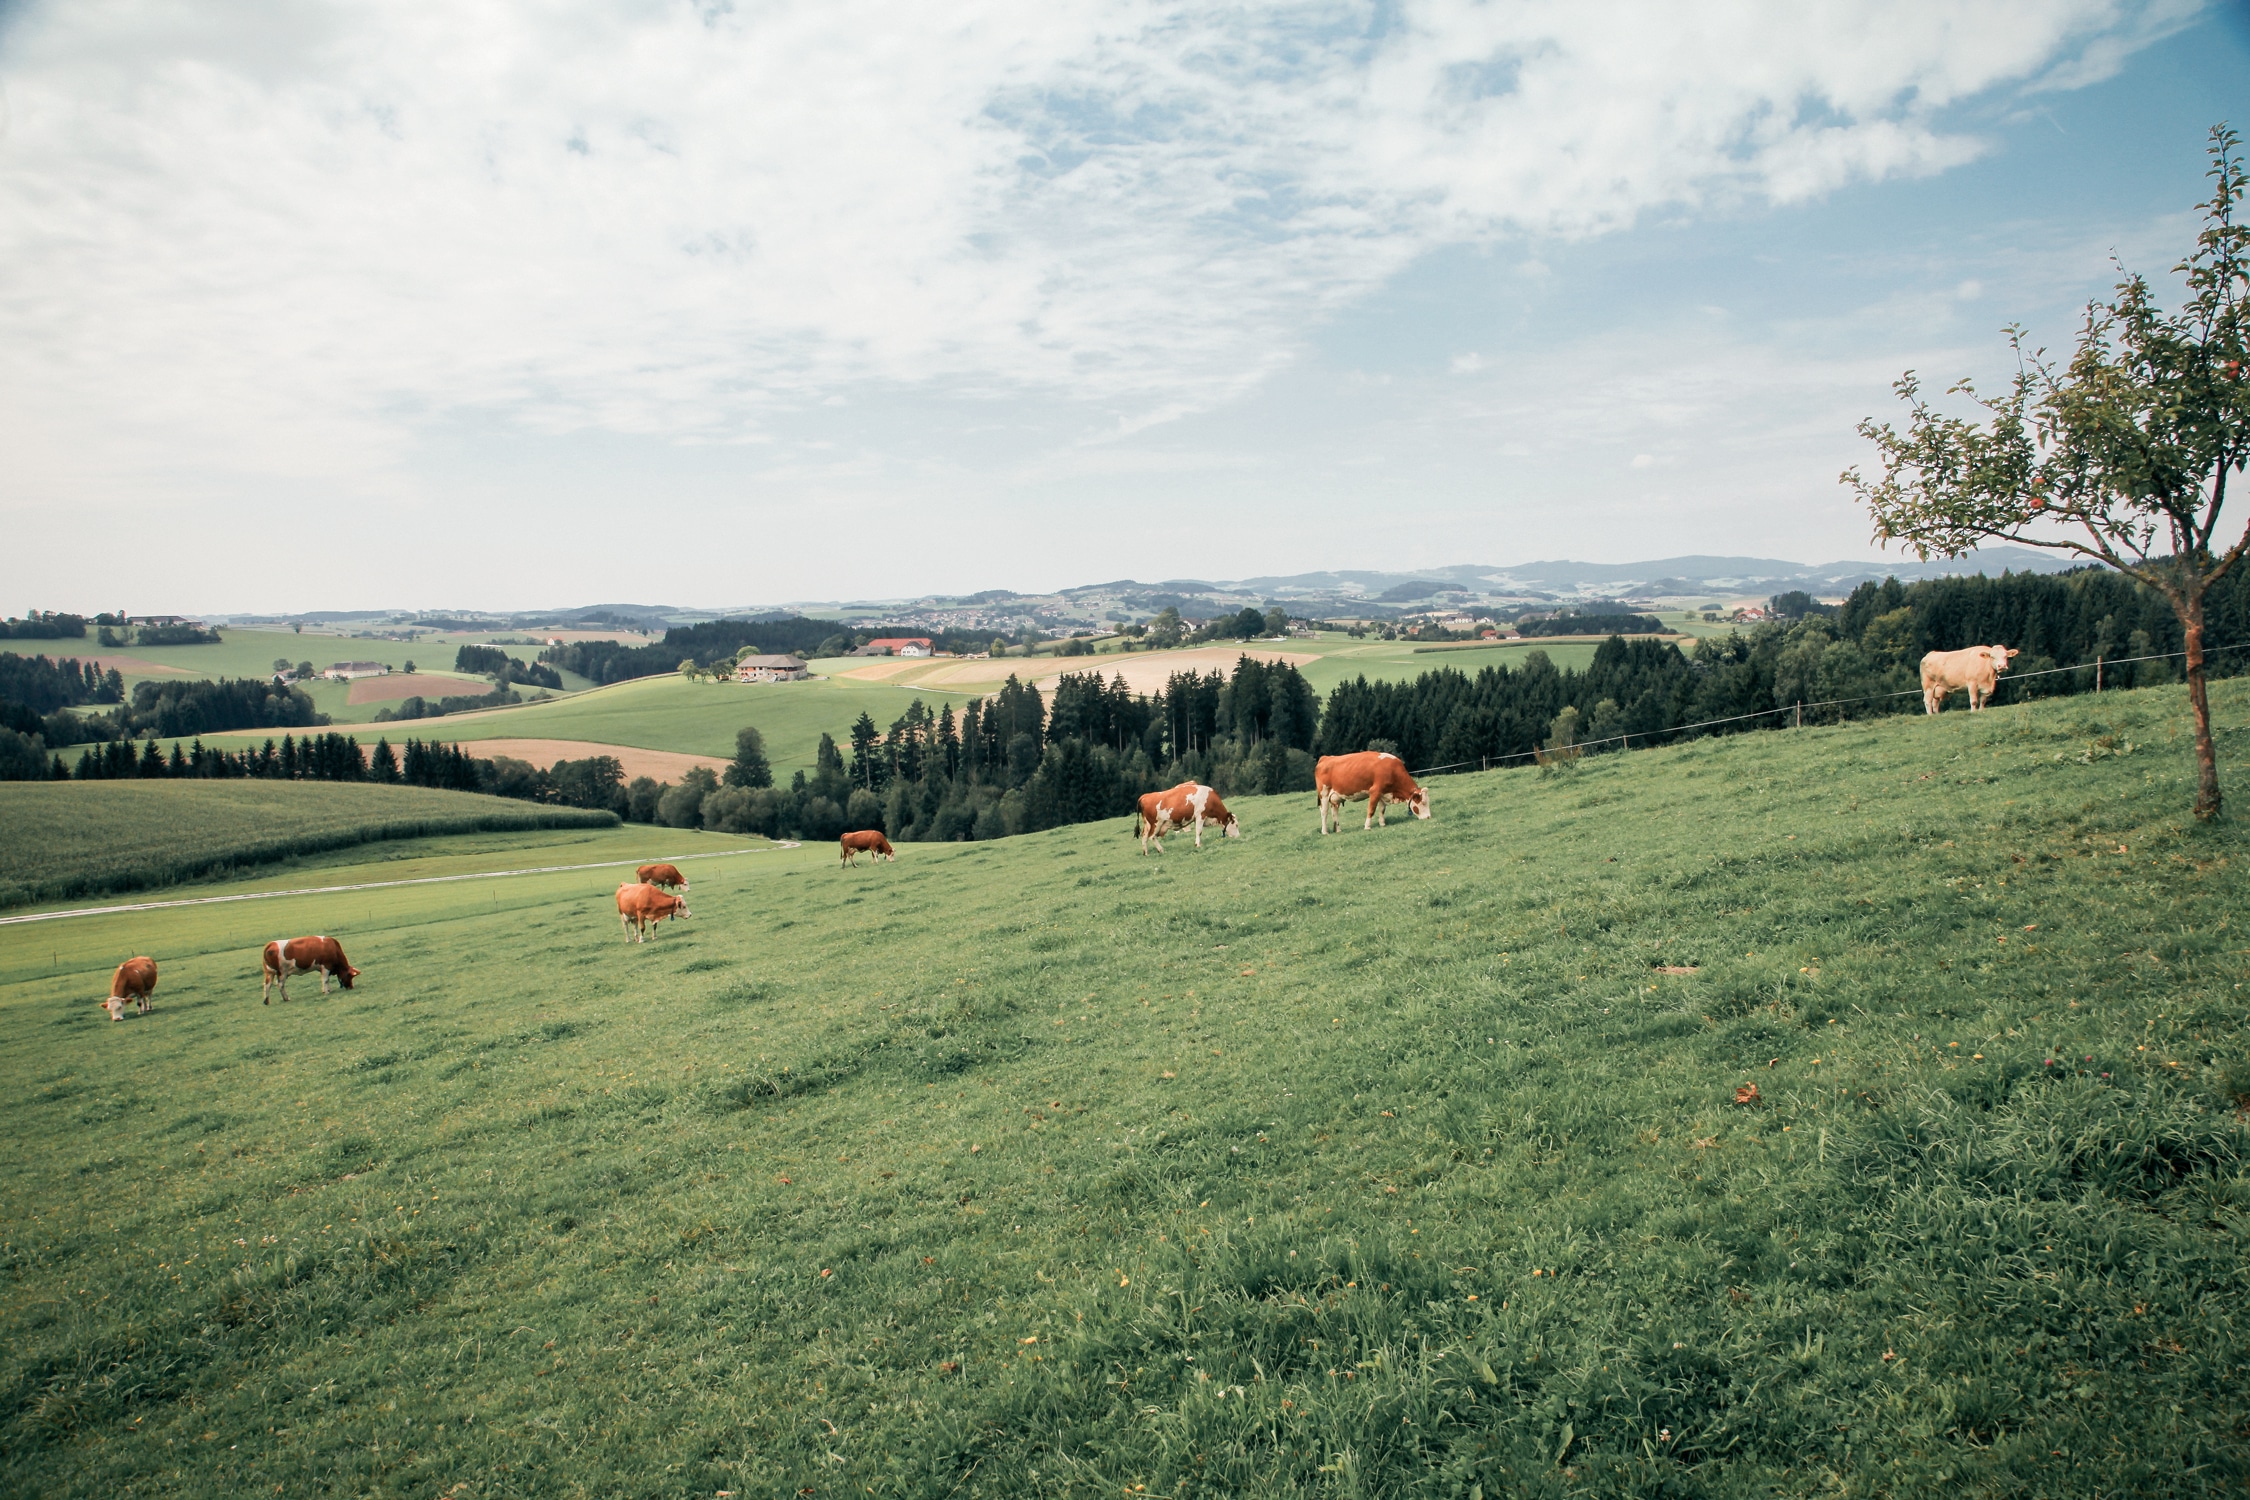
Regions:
[[2180, 590, 2222, 820]]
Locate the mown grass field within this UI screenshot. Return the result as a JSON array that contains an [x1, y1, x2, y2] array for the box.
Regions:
[[0, 783, 621, 908], [5, 680, 2245, 1496]]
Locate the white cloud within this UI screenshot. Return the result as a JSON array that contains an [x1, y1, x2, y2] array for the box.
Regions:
[[0, 0, 2200, 607]]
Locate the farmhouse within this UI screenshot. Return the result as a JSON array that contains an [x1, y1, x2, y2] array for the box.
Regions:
[[735, 654, 810, 683], [856, 637, 933, 657], [323, 661, 390, 680]]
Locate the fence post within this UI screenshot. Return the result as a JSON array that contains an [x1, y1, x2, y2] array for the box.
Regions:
[[1794, 702, 1802, 730]]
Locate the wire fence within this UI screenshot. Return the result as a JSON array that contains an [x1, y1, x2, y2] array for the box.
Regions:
[[1407, 638, 2250, 780]]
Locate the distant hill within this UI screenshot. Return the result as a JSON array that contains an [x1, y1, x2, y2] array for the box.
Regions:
[[191, 549, 2080, 635]]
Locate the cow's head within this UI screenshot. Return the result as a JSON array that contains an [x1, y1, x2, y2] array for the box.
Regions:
[[672, 899, 694, 920], [100, 995, 128, 1022], [1221, 810, 1242, 839], [338, 964, 361, 989], [1408, 785, 1432, 820], [1991, 645, 2022, 672]]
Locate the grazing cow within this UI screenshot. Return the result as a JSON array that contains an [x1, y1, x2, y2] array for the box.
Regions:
[[1315, 751, 1431, 834], [101, 956, 158, 1022], [1135, 782, 1240, 855], [616, 881, 692, 942], [840, 830, 896, 865], [635, 862, 690, 891], [1921, 645, 2022, 714], [261, 936, 360, 1004]]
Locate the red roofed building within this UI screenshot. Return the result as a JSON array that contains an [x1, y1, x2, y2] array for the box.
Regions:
[[857, 637, 933, 657]]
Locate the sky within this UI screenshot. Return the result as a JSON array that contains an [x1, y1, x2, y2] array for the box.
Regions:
[[2, 0, 2246, 614]]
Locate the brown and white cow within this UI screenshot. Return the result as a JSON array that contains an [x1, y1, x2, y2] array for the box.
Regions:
[[635, 862, 690, 891], [840, 830, 895, 865], [101, 956, 158, 1022], [1135, 782, 1240, 854], [1921, 645, 2021, 714], [616, 881, 693, 942], [261, 937, 360, 1004], [1315, 751, 1431, 833]]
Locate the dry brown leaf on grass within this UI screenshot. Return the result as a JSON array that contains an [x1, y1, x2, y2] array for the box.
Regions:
[[1654, 965, 1700, 975], [1735, 1084, 1761, 1105]]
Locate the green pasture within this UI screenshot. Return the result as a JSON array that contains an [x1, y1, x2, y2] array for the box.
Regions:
[[4, 679, 2246, 1496], [0, 782, 620, 909]]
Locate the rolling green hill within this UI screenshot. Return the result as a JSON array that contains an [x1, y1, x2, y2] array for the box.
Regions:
[[0, 782, 621, 907], [3, 680, 2244, 1496]]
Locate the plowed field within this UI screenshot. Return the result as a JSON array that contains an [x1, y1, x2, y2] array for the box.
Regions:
[[345, 671, 498, 704]]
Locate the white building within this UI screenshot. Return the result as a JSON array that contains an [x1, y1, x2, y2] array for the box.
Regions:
[[735, 654, 810, 682]]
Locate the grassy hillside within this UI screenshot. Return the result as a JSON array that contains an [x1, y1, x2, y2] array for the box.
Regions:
[[3, 681, 2244, 1496], [0, 782, 621, 907]]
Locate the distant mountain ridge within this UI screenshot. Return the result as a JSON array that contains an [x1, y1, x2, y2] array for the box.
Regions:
[[1218, 547, 2075, 598], [196, 548, 2079, 631]]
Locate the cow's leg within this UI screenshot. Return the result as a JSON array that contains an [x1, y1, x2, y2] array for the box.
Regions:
[[261, 968, 272, 1005], [1192, 811, 1204, 849], [319, 966, 331, 994]]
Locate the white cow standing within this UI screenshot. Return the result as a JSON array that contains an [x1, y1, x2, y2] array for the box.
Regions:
[[1920, 645, 2021, 714]]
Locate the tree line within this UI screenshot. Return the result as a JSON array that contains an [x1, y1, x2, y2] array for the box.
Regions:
[[621, 657, 1324, 843], [0, 612, 90, 640], [454, 644, 564, 689], [1320, 564, 2250, 772], [0, 655, 327, 771], [33, 730, 626, 809], [1515, 611, 1666, 637], [538, 616, 989, 686]]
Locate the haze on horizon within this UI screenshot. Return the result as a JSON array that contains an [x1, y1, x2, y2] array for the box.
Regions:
[[2, 0, 2246, 616]]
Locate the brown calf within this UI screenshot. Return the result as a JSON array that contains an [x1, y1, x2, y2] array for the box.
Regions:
[[635, 862, 689, 891]]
